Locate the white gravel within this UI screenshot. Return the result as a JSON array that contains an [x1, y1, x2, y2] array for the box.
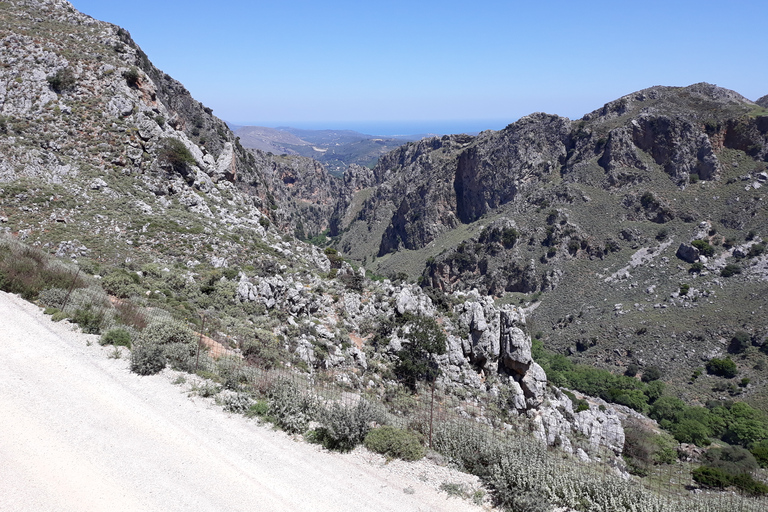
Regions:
[[0, 291, 490, 512]]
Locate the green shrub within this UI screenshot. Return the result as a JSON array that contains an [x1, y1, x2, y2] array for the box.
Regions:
[[671, 419, 711, 446], [71, 306, 104, 334], [100, 328, 131, 348], [47, 67, 76, 93], [130, 342, 166, 375], [216, 356, 249, 390], [314, 399, 382, 452], [242, 331, 282, 369], [721, 263, 742, 277], [266, 379, 318, 434], [692, 465, 731, 488], [706, 357, 738, 378], [216, 390, 253, 413], [691, 239, 715, 257], [364, 426, 425, 461], [703, 445, 758, 475], [245, 400, 270, 418], [158, 138, 196, 173], [750, 439, 768, 467], [641, 366, 662, 382], [747, 242, 765, 259], [0, 244, 84, 301], [729, 331, 752, 354], [623, 421, 677, 475], [130, 321, 197, 375], [694, 446, 768, 495], [640, 191, 659, 208], [689, 261, 704, 274], [37, 287, 69, 308], [649, 395, 686, 423], [123, 67, 140, 87], [624, 363, 639, 377], [102, 269, 140, 298]]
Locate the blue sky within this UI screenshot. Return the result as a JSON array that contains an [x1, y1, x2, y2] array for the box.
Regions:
[[69, 0, 768, 135]]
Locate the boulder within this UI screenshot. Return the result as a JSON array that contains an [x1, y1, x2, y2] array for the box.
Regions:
[[499, 307, 531, 374], [676, 243, 699, 263]]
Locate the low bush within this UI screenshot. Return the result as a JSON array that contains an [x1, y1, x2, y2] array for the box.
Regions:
[[266, 379, 318, 434], [158, 138, 196, 173], [691, 239, 715, 257], [641, 366, 662, 382], [314, 399, 383, 452], [364, 426, 425, 461], [245, 400, 269, 418], [693, 446, 768, 495], [706, 357, 738, 378], [129, 321, 197, 375], [37, 287, 69, 308], [216, 356, 250, 391], [130, 342, 166, 375], [729, 331, 752, 354], [100, 328, 131, 348], [0, 242, 84, 301], [71, 305, 105, 334], [750, 439, 768, 467], [102, 269, 140, 298], [721, 264, 742, 277], [47, 67, 76, 93], [216, 390, 253, 414], [123, 67, 140, 87]]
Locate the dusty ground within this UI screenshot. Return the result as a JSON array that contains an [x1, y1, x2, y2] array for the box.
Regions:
[[0, 291, 488, 512]]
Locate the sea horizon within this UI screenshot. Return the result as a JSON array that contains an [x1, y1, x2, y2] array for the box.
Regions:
[[228, 119, 513, 137]]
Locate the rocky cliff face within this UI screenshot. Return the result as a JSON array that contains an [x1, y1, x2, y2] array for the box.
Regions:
[[330, 83, 768, 406]]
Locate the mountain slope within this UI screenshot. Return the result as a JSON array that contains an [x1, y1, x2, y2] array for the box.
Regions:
[[334, 83, 768, 406]]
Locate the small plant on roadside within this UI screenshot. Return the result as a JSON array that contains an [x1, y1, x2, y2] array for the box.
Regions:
[[363, 425, 425, 461], [266, 379, 318, 434], [100, 328, 131, 348]]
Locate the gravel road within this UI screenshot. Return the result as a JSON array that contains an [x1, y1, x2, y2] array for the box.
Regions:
[[0, 291, 487, 512]]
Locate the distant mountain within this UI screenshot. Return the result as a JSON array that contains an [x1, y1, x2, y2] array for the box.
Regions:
[[232, 125, 423, 175], [329, 82, 768, 408]]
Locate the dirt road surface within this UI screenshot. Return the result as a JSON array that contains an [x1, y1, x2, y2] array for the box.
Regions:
[[0, 291, 486, 512]]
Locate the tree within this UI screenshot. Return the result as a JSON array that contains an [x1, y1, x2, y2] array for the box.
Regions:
[[394, 314, 447, 390]]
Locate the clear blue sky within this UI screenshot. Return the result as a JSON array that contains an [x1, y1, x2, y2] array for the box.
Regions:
[[69, 0, 768, 135]]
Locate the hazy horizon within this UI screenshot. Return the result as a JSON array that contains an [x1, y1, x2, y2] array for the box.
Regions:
[[228, 119, 512, 137]]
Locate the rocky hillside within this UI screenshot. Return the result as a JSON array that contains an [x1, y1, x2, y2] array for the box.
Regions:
[[0, 0, 622, 451], [4, 1, 768, 508], [332, 83, 768, 407]]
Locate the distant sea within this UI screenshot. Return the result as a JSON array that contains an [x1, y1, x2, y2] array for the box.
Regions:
[[242, 119, 513, 137]]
